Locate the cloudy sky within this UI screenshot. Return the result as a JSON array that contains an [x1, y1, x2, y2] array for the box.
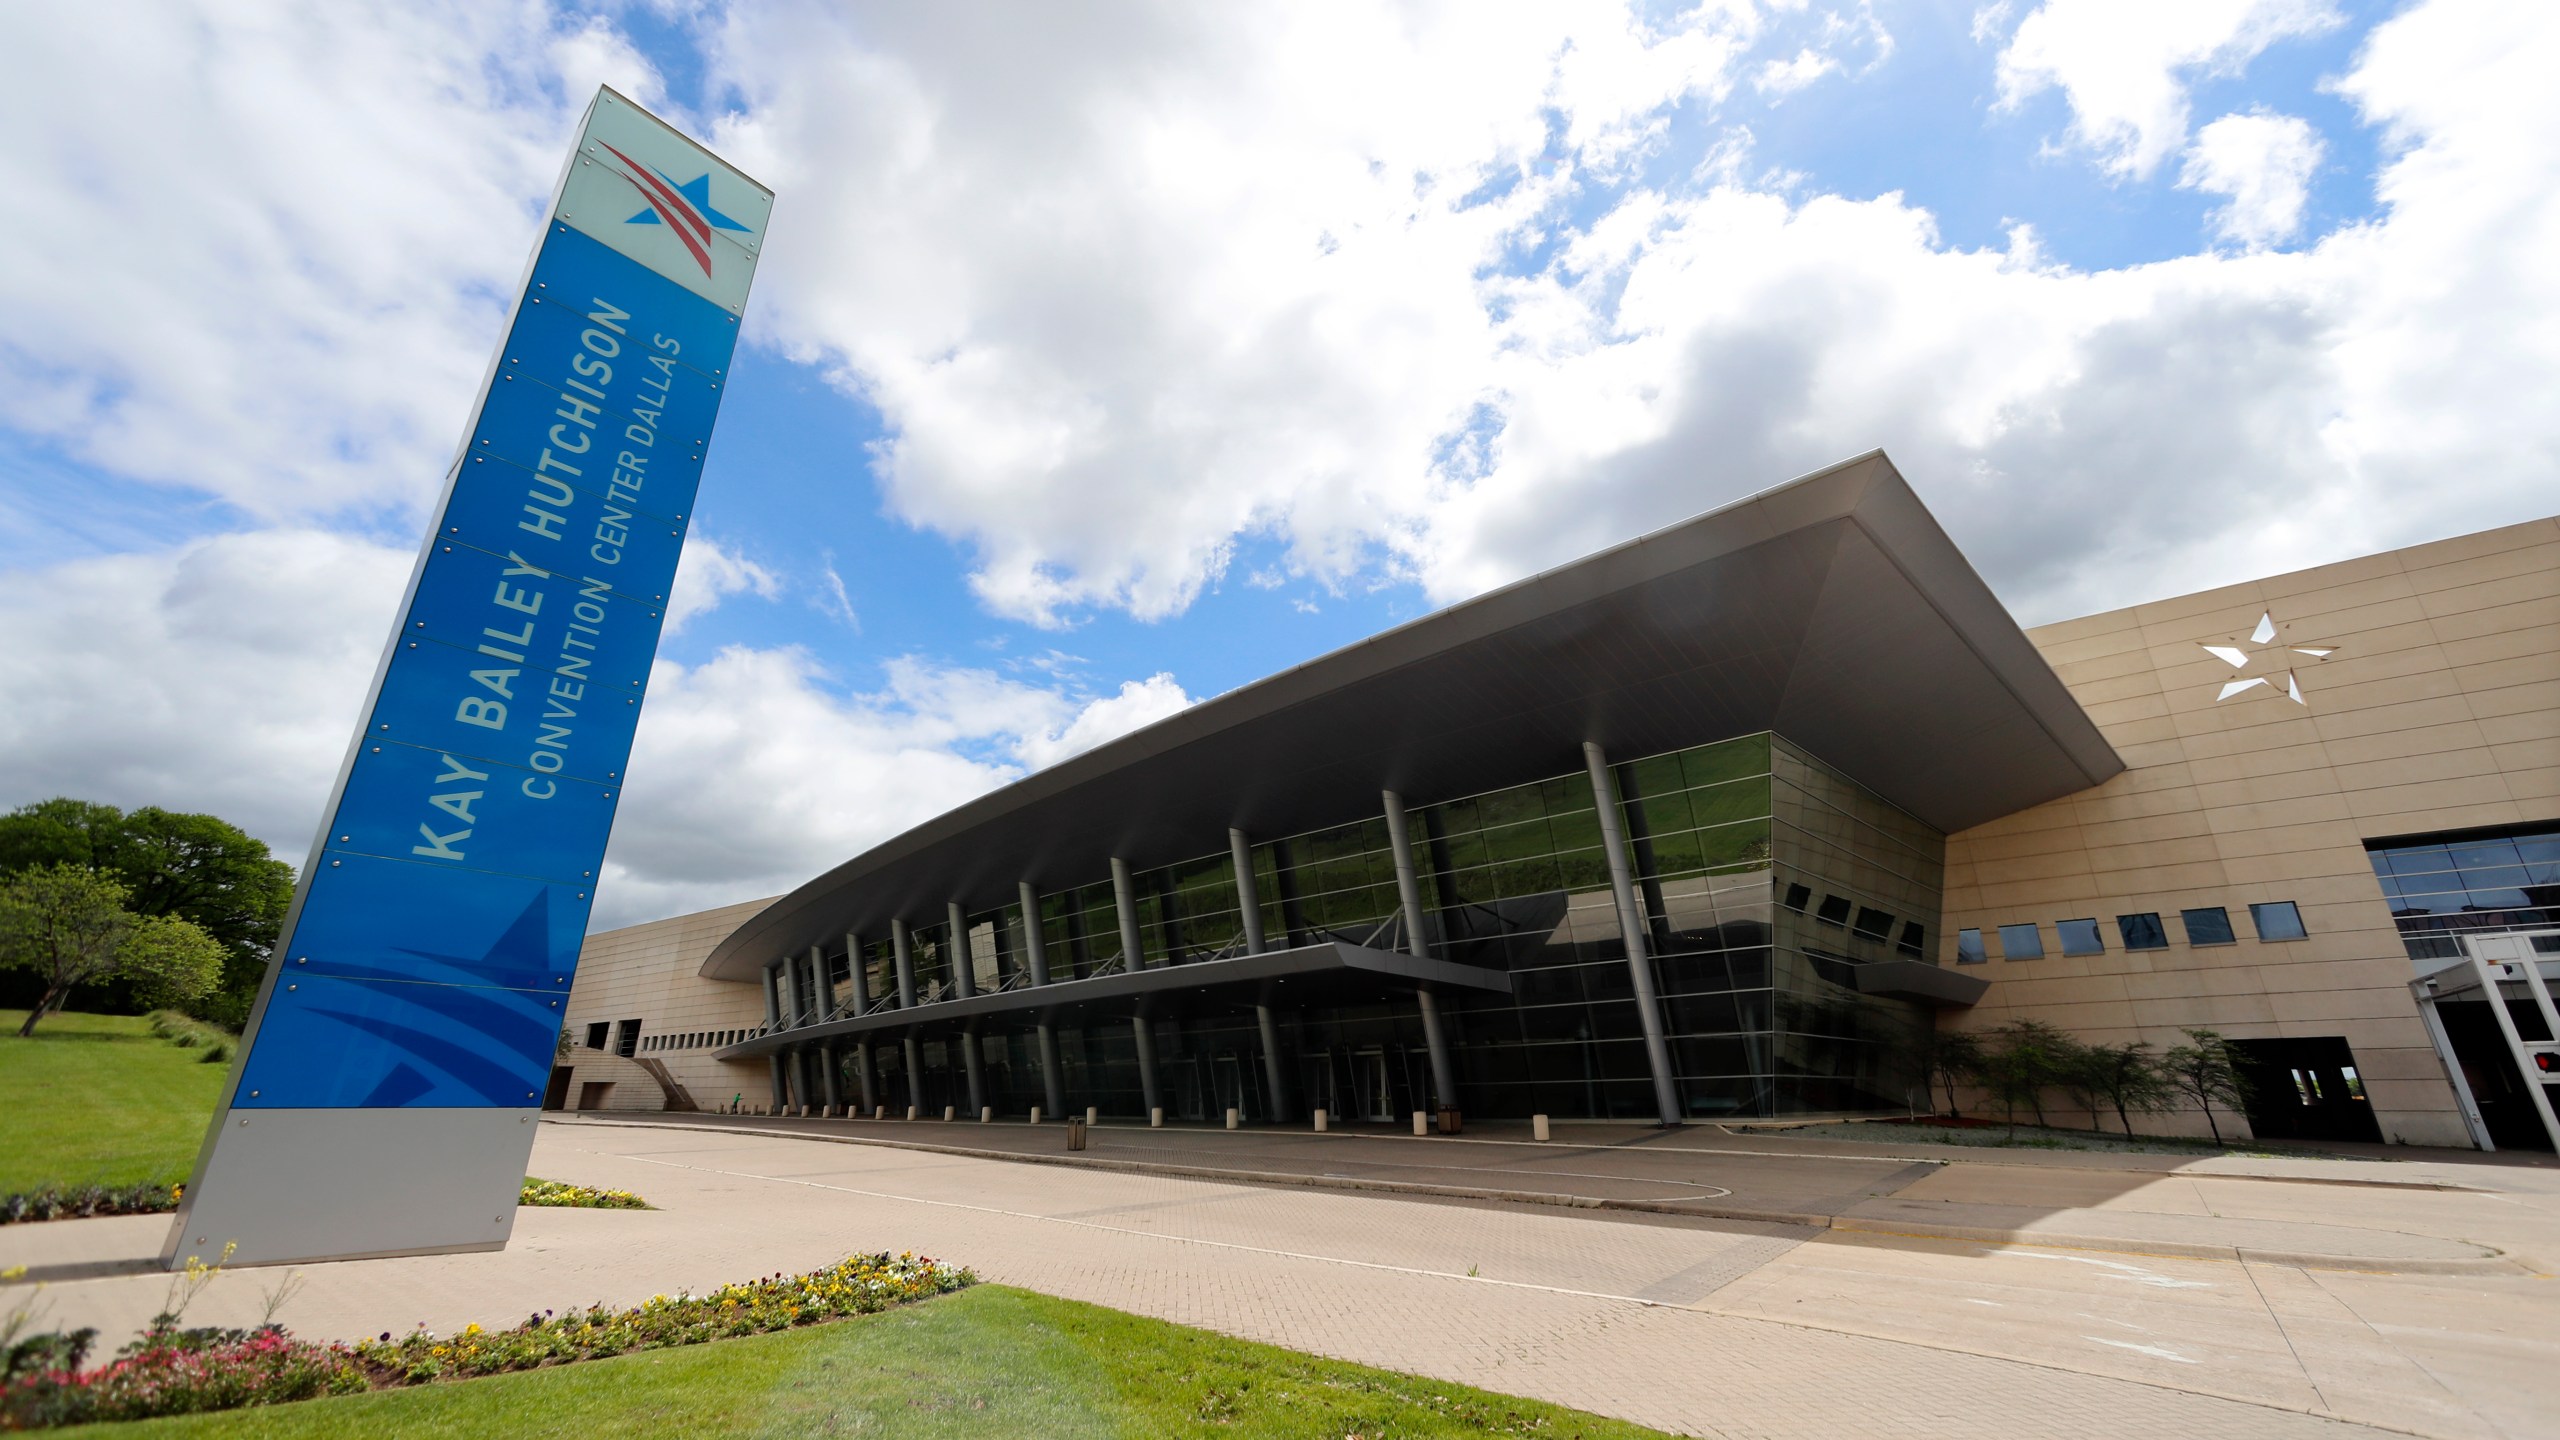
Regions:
[[2, 0, 2552, 927]]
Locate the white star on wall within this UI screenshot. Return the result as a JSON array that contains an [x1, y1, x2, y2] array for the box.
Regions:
[[2201, 612, 2340, 705]]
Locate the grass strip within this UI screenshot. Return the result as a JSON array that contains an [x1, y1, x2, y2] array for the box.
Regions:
[[61, 1285, 1668, 1438], [0, 1012, 227, 1194]]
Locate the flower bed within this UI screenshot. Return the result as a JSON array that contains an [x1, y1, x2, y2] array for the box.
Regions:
[[518, 1178, 648, 1210], [0, 1183, 180, 1227], [0, 1253, 971, 1430]]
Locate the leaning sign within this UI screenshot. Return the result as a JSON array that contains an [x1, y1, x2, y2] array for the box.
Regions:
[[165, 88, 770, 1267]]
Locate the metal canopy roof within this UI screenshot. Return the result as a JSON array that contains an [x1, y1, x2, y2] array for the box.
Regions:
[[704, 451, 2121, 981], [714, 940, 1511, 1059]]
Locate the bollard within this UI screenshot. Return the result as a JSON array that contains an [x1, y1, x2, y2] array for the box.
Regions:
[[905, 1105, 918, 1120], [1086, 1106, 1099, 1127], [943, 1105, 956, 1122], [1225, 1107, 1239, 1130], [980, 1106, 993, 1123], [1532, 1113, 1551, 1142], [1412, 1111, 1428, 1137], [1150, 1107, 1165, 1128], [1438, 1106, 1463, 1136], [1030, 1106, 1043, 1125], [1067, 1116, 1088, 1151], [873, 1105, 886, 1120], [1313, 1108, 1328, 1133]]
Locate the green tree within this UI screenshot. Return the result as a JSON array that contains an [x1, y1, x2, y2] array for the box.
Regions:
[[2073, 1040, 2175, 1136], [1, 865, 222, 1035], [1979, 1018, 2081, 1129], [0, 799, 293, 1025], [1914, 1027, 1982, 1118], [2162, 1028, 2253, 1144]]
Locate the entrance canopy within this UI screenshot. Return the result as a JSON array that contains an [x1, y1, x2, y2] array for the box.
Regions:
[[715, 940, 1511, 1058]]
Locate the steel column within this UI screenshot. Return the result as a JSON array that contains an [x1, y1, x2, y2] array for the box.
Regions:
[[844, 932, 869, 1013], [948, 901, 977, 1000], [892, 919, 917, 1009], [1584, 741, 1683, 1126], [1382, 790, 1458, 1111], [1133, 1012, 1163, 1117], [1020, 880, 1067, 1117], [1112, 857, 1146, 970]]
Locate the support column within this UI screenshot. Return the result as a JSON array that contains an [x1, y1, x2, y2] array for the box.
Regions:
[[819, 1040, 842, 1112], [844, 932, 870, 1014], [767, 1052, 786, 1111], [854, 1039, 878, 1112], [1021, 882, 1067, 1118], [1585, 741, 1683, 1127], [1235, 828, 1290, 1122], [762, 961, 781, 1032], [810, 943, 835, 1022], [1111, 857, 1146, 970], [902, 1034, 924, 1113], [960, 1023, 986, 1117], [892, 919, 917, 1009], [1383, 790, 1458, 1112], [781, 953, 803, 1029], [1133, 1012, 1163, 1118], [947, 901, 977, 999]]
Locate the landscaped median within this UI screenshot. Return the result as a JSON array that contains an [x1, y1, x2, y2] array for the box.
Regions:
[[1, 1252, 971, 1430]]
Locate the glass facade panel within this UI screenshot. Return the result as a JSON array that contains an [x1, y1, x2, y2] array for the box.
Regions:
[[2250, 901, 2308, 941], [2366, 824, 2560, 961], [1998, 923, 2044, 959], [2118, 912, 2168, 950], [2181, 907, 2236, 946], [2056, 918, 2104, 956]]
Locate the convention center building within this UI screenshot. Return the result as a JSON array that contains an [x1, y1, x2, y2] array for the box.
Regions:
[[555, 452, 2560, 1152]]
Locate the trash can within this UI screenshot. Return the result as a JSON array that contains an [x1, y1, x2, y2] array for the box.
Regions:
[[1067, 1116, 1089, 1151], [1437, 1106, 1463, 1136]]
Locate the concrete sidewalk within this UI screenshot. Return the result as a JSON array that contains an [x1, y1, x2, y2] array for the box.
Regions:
[[8, 1118, 2556, 1438], [547, 1111, 2527, 1272]]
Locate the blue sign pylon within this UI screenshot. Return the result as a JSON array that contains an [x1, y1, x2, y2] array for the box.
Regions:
[[165, 88, 770, 1268]]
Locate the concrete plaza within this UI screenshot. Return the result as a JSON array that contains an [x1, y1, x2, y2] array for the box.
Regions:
[[7, 1116, 2557, 1438]]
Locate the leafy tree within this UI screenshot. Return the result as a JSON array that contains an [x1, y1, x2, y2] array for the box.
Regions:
[[0, 800, 292, 1025], [2162, 1028, 2253, 1144], [2074, 1040, 2175, 1136], [1978, 1018, 2081, 1129], [1913, 1027, 1982, 1118], [2, 865, 222, 1035]]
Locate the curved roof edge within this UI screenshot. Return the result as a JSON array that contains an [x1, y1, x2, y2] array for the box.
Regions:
[[703, 451, 2121, 980]]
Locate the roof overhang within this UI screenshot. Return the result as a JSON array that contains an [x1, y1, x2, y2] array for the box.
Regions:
[[716, 940, 1511, 1057], [705, 451, 2121, 981]]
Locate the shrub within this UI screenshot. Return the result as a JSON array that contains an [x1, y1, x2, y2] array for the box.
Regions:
[[145, 1010, 234, 1064], [0, 1183, 182, 1227], [518, 1178, 648, 1210]]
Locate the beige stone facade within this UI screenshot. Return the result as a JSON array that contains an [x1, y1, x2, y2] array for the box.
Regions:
[[561, 896, 774, 1111], [1941, 516, 2560, 1146]]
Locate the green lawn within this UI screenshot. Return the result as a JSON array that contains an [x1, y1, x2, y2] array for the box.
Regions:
[[0, 1010, 226, 1193], [67, 1285, 1667, 1438]]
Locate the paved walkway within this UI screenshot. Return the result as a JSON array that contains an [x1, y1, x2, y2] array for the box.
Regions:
[[7, 1118, 2557, 1439]]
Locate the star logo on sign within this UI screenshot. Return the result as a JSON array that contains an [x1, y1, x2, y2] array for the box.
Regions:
[[597, 142, 752, 279], [2201, 611, 2340, 705]]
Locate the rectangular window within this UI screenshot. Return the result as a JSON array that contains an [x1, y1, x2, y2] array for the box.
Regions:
[[2118, 913, 2168, 950], [2250, 900, 2308, 941], [1997, 923, 2044, 960], [585, 1022, 608, 1050], [1955, 928, 1986, 964], [1815, 894, 1852, 928], [2181, 907, 2237, 946], [1897, 921, 1926, 958], [2057, 918, 2104, 956], [1781, 882, 1812, 913], [615, 1020, 642, 1058], [1852, 906, 1894, 942]]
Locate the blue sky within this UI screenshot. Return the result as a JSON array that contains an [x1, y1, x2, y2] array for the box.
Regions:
[[2, 1, 2552, 926]]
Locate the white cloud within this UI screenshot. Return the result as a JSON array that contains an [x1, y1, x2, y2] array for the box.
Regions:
[[2179, 110, 2326, 248], [0, 530, 410, 855], [0, 531, 1190, 927], [700, 2, 1762, 626], [600, 651, 1192, 925], [1755, 50, 1839, 97], [664, 534, 781, 633], [1995, 0, 2341, 178], [0, 1, 661, 524]]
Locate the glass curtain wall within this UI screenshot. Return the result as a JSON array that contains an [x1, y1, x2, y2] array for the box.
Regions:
[[844, 729, 1943, 1121]]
